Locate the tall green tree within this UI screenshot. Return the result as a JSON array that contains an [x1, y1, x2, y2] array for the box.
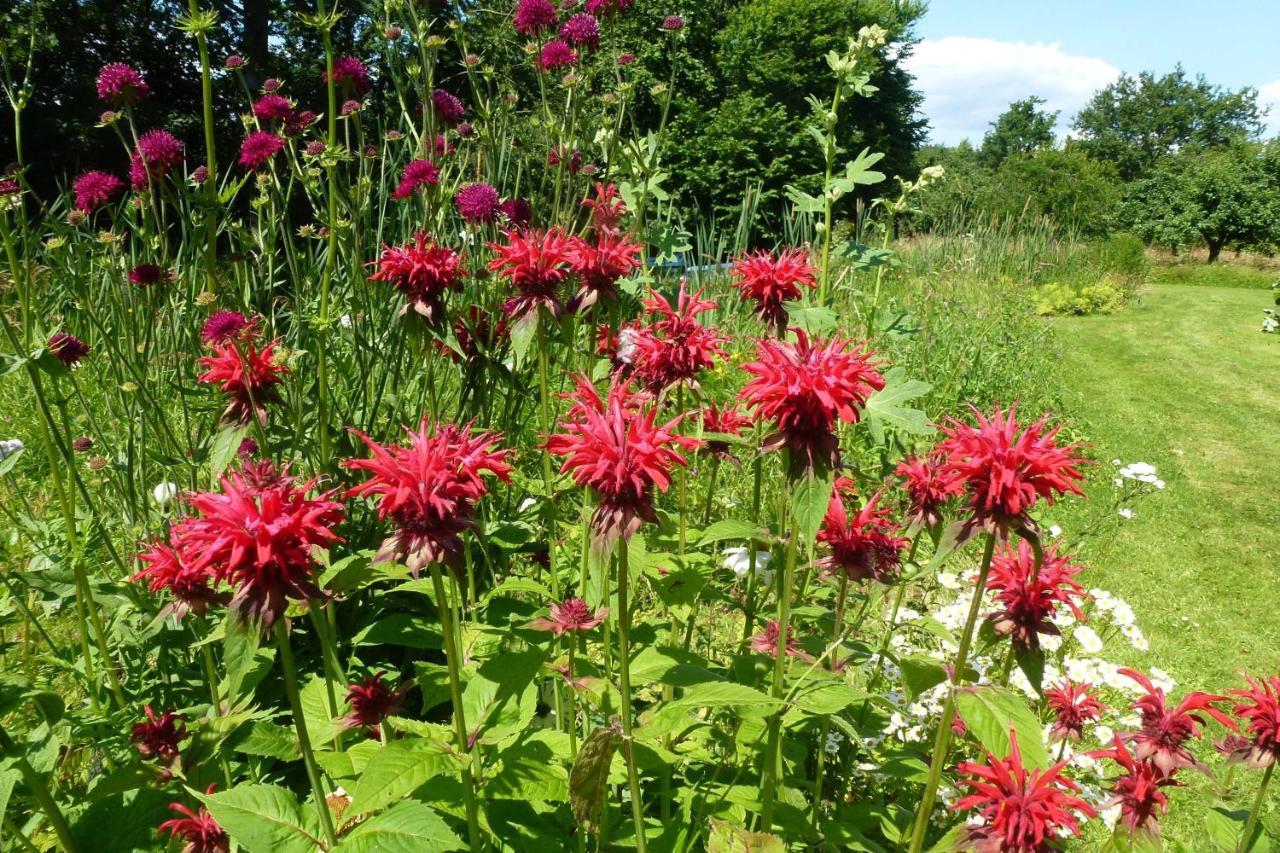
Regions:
[[979, 96, 1057, 167]]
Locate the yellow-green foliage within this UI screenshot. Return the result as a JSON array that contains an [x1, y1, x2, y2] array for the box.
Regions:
[[1036, 276, 1127, 316]]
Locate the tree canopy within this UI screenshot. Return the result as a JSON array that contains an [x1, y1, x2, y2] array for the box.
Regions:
[[979, 96, 1058, 167]]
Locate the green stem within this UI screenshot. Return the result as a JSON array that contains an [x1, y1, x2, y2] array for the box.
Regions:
[[1239, 763, 1274, 853], [535, 319, 565, 731], [809, 576, 849, 832], [188, 0, 218, 292], [615, 538, 647, 852], [760, 484, 802, 830], [0, 725, 77, 852], [274, 620, 338, 847]]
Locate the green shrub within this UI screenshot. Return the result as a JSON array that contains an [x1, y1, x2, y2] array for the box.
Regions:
[[1035, 277, 1126, 316], [1092, 232, 1149, 280]]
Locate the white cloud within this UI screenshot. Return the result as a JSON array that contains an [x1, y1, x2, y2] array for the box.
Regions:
[[904, 37, 1121, 146], [1260, 80, 1280, 137]]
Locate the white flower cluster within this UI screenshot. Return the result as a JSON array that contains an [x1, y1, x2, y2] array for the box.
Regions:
[[0, 438, 23, 460], [1113, 460, 1165, 490]]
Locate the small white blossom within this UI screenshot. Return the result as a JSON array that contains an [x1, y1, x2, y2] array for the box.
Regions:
[[152, 481, 180, 506], [1074, 625, 1104, 654], [1117, 508, 1134, 520], [0, 438, 23, 460], [824, 731, 844, 756]]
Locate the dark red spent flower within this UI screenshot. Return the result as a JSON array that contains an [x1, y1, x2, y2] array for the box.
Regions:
[[238, 131, 285, 170], [252, 93, 294, 123], [741, 330, 885, 469], [1094, 735, 1180, 838], [952, 728, 1095, 852], [566, 227, 644, 311], [130, 129, 184, 189], [72, 170, 124, 212], [628, 281, 727, 391], [445, 307, 508, 363], [661, 14, 685, 31], [488, 227, 576, 319], [730, 248, 817, 334], [538, 39, 579, 71], [390, 159, 440, 201], [1119, 667, 1238, 775], [1045, 681, 1105, 742], [132, 706, 186, 762], [72, 436, 94, 453], [585, 0, 633, 15], [284, 109, 318, 137], [129, 263, 167, 287], [263, 78, 283, 92], [547, 146, 582, 173], [985, 541, 1088, 651], [617, 53, 636, 66], [455, 182, 501, 223], [895, 451, 963, 529], [1227, 672, 1280, 768], [431, 89, 466, 125], [546, 374, 700, 544], [701, 401, 752, 461], [326, 55, 371, 97], [48, 331, 90, 366], [97, 63, 149, 105], [749, 620, 810, 660], [224, 55, 245, 70], [197, 336, 289, 424], [369, 233, 465, 322], [134, 536, 225, 618], [530, 597, 608, 635], [176, 464, 343, 628], [0, 178, 19, 198], [158, 786, 229, 853], [499, 197, 533, 229], [200, 311, 251, 345], [346, 420, 511, 576], [341, 99, 362, 117], [816, 490, 908, 584], [938, 407, 1085, 537], [514, 0, 558, 36], [582, 182, 627, 230], [560, 12, 601, 48], [343, 671, 408, 731]]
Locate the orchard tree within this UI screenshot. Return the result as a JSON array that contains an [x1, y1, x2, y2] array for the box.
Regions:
[[979, 96, 1058, 167]]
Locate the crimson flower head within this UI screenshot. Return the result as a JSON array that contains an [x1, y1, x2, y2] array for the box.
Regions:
[[952, 729, 1095, 852], [198, 336, 289, 424], [455, 182, 500, 223], [132, 706, 186, 762], [514, 0, 558, 36], [566, 227, 643, 311], [701, 401, 751, 461], [586, 0, 633, 15], [530, 597, 608, 636], [431, 89, 466, 124], [1044, 681, 1105, 742], [1227, 672, 1280, 768], [938, 407, 1085, 537], [488, 227, 575, 319], [500, 197, 533, 229], [817, 490, 908, 584], [370, 233, 464, 323], [346, 420, 510, 576], [49, 331, 90, 366], [130, 129, 184, 189], [72, 170, 124, 212], [985, 541, 1087, 651], [159, 787, 229, 853], [238, 131, 285, 170], [252, 93, 294, 123], [200, 311, 251, 345], [97, 63, 149, 105], [560, 12, 601, 48], [134, 535, 225, 618], [730, 248, 816, 334], [343, 672, 408, 731], [741, 330, 884, 469], [628, 282, 727, 391], [582, 182, 627, 230], [546, 374, 700, 544], [538, 39, 579, 71], [1094, 735, 1179, 838], [895, 451, 963, 529], [1120, 668, 1237, 774], [391, 158, 440, 201], [749, 620, 809, 660], [326, 55, 370, 97], [129, 263, 167, 287]]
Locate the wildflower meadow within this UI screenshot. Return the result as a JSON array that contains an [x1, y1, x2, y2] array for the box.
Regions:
[[0, 1, 1276, 851]]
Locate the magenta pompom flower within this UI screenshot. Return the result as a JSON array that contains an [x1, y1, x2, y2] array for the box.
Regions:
[[390, 159, 440, 201], [749, 620, 809, 659], [130, 129, 184, 189], [238, 131, 285, 170], [585, 0, 633, 15], [731, 248, 817, 334], [72, 170, 124, 213], [96, 63, 149, 105], [325, 55, 370, 97], [252, 93, 294, 123], [661, 14, 685, 31], [538, 39, 579, 71], [454, 182, 501, 223], [560, 13, 600, 49], [201, 311, 251, 345], [128, 263, 167, 288], [48, 332, 90, 366], [499, 197, 533, 229], [514, 0, 558, 36], [431, 89, 466, 125]]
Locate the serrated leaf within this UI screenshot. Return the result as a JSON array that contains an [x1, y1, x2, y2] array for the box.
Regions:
[[487, 745, 569, 801], [697, 519, 763, 546], [899, 655, 948, 699], [198, 784, 321, 853], [335, 800, 463, 852], [226, 720, 296, 760], [790, 466, 834, 549], [208, 424, 249, 484], [351, 614, 443, 650], [953, 686, 1050, 770], [509, 310, 538, 368], [569, 727, 619, 836], [864, 367, 933, 442], [346, 738, 464, 817]]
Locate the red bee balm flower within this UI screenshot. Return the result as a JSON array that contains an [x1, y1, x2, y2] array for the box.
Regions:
[[1119, 668, 1237, 774], [370, 233, 464, 322], [730, 248, 816, 333], [132, 706, 186, 762], [238, 131, 285, 170], [701, 401, 751, 461], [530, 597, 608, 635], [72, 170, 124, 212], [895, 451, 963, 528], [343, 672, 408, 731], [1094, 735, 1180, 838], [198, 336, 289, 424], [390, 159, 440, 201], [546, 374, 700, 544], [488, 227, 575, 319], [985, 541, 1088, 651], [741, 330, 884, 469], [952, 729, 1096, 852], [582, 182, 627, 229], [134, 536, 224, 618], [938, 407, 1085, 536], [1044, 681, 1105, 742], [629, 282, 727, 390], [159, 788, 229, 853], [566, 227, 643, 311], [816, 490, 908, 584], [749, 619, 809, 660], [1228, 673, 1280, 767], [346, 420, 511, 576]]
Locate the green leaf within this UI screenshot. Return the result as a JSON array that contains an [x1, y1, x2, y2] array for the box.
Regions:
[[569, 727, 619, 837], [786, 304, 839, 338], [841, 148, 886, 186], [335, 800, 463, 852], [953, 685, 1050, 770], [198, 784, 321, 853], [300, 676, 345, 747], [791, 679, 868, 715], [0, 445, 24, 476], [696, 519, 764, 547], [226, 721, 296, 760], [509, 309, 538, 368], [926, 822, 973, 852], [221, 615, 274, 703], [462, 648, 544, 746], [208, 424, 249, 484], [864, 367, 933, 443], [899, 655, 948, 699], [352, 614, 443, 650], [707, 818, 786, 852], [347, 738, 464, 817], [487, 744, 570, 801], [790, 466, 834, 549], [1014, 646, 1045, 696], [1206, 804, 1269, 852]]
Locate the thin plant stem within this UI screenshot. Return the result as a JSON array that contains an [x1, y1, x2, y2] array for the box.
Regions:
[[809, 574, 848, 831], [0, 725, 77, 853], [614, 538, 647, 853], [760, 477, 802, 830], [274, 620, 338, 847], [1239, 763, 1274, 853]]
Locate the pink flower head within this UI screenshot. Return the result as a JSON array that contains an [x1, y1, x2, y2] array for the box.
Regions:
[[546, 374, 700, 544], [731, 248, 816, 334], [488, 227, 575, 319], [224, 55, 245, 70], [431, 89, 466, 125], [96, 63, 149, 105], [128, 263, 167, 288], [749, 620, 809, 660], [158, 786, 229, 853], [132, 706, 186, 762], [1228, 673, 1280, 768], [566, 227, 644, 311], [252, 93, 294, 123], [326, 55, 370, 97], [390, 158, 440, 201], [499, 197, 533, 229], [628, 282, 727, 390], [817, 490, 908, 584], [343, 672, 408, 731], [48, 331, 90, 366], [1094, 735, 1180, 838], [741, 330, 885, 469], [72, 170, 124, 212], [952, 729, 1095, 852], [200, 311, 251, 345], [455, 182, 501, 223], [1119, 668, 1237, 775], [585, 0, 633, 15], [895, 451, 963, 528], [197, 336, 289, 424], [582, 182, 627, 230], [238, 131, 285, 170], [284, 109, 318, 136], [530, 597, 608, 635], [938, 407, 1085, 537], [701, 401, 751, 461], [1045, 681, 1105, 742], [538, 39, 579, 71], [134, 536, 224, 619], [661, 14, 685, 31], [346, 420, 511, 576], [985, 541, 1088, 651], [370, 233, 465, 323], [130, 129, 184, 189], [514, 0, 558, 36], [560, 12, 600, 49]]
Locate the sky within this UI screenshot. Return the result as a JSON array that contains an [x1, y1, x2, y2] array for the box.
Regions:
[[905, 0, 1280, 145]]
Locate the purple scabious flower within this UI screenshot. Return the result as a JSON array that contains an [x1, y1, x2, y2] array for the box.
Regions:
[[661, 14, 685, 31], [201, 311, 250, 345], [514, 0, 558, 36], [238, 131, 285, 170], [326, 56, 370, 97], [72, 171, 124, 212], [252, 93, 294, 123], [129, 264, 167, 287], [340, 99, 362, 116], [455, 183, 500, 223], [49, 332, 90, 366], [130, 130, 184, 190], [284, 110, 317, 136], [96, 63, 149, 105], [500, 197, 533, 229], [538, 39, 579, 71], [431, 89, 466, 125], [560, 13, 600, 49], [391, 159, 441, 201], [585, 0, 633, 16], [224, 55, 245, 70], [617, 53, 636, 66]]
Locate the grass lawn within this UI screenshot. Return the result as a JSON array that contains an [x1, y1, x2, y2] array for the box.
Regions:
[[1056, 280, 1279, 845]]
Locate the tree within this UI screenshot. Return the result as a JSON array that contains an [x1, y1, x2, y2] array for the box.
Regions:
[[980, 96, 1057, 167], [987, 149, 1119, 238], [1071, 66, 1264, 180]]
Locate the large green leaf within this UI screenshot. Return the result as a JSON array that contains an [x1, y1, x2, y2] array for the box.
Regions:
[[221, 615, 274, 703], [864, 367, 933, 443], [953, 685, 1050, 770], [487, 744, 569, 801], [198, 784, 322, 853], [696, 519, 764, 547], [352, 613, 443, 650], [335, 800, 463, 852], [347, 738, 465, 817], [461, 648, 544, 746], [790, 466, 835, 549]]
